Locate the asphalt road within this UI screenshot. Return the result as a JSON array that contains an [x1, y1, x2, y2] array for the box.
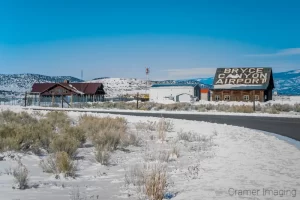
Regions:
[[28, 108, 300, 141]]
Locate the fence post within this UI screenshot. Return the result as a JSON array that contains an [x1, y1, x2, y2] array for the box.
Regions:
[[24, 92, 27, 107], [61, 94, 63, 108]]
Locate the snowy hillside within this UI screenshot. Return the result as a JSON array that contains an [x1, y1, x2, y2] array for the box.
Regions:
[[273, 70, 300, 95], [89, 77, 211, 97], [0, 74, 83, 93], [89, 78, 150, 97]]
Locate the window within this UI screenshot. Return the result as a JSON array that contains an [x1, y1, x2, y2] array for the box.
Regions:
[[255, 95, 259, 101], [224, 95, 230, 101], [243, 95, 250, 101], [215, 95, 220, 101]]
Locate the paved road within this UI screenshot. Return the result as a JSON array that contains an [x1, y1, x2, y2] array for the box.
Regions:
[[27, 108, 300, 141]]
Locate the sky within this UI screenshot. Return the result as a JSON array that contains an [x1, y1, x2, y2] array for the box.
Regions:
[[0, 0, 300, 80]]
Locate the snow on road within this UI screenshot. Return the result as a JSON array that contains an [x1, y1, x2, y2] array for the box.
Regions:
[[0, 107, 299, 200]]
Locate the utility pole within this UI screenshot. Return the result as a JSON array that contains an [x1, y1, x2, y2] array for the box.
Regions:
[[146, 67, 150, 93], [253, 91, 256, 112]]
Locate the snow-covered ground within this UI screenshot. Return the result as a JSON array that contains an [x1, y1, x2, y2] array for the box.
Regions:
[[0, 106, 300, 200], [18, 105, 300, 118]]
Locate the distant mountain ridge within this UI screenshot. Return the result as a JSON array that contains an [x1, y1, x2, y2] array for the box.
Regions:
[[0, 73, 83, 93]]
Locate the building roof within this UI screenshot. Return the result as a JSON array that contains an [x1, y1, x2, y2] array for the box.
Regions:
[[151, 84, 199, 88], [212, 67, 274, 90], [31, 82, 104, 95]]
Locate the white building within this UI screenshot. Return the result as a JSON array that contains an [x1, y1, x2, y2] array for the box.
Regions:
[[149, 84, 201, 103]]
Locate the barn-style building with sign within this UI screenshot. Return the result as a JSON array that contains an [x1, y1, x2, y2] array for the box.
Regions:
[[211, 68, 274, 102]]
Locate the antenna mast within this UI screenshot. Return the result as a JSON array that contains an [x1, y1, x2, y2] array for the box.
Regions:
[[146, 67, 150, 92]]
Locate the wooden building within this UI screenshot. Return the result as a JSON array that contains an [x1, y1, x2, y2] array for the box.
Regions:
[[211, 68, 274, 102], [29, 80, 105, 106]]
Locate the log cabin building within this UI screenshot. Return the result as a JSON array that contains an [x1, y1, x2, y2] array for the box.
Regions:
[[211, 68, 274, 102], [29, 80, 105, 106]]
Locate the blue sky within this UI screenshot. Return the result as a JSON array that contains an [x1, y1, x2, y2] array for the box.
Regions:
[[0, 0, 300, 80]]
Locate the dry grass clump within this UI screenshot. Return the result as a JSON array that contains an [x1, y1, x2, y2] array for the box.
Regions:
[[0, 110, 38, 125], [13, 160, 29, 190], [0, 109, 87, 158], [62, 126, 86, 146], [78, 115, 127, 151], [40, 151, 77, 177], [50, 134, 80, 158], [125, 163, 167, 200], [45, 111, 71, 130], [144, 163, 167, 200], [0, 116, 54, 153]]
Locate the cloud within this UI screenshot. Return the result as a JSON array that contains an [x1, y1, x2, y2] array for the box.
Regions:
[[246, 48, 300, 57], [163, 68, 216, 79]]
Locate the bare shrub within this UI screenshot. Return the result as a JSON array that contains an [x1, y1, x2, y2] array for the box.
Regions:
[[157, 118, 166, 141], [162, 119, 174, 132], [158, 150, 170, 163], [263, 107, 280, 114], [95, 147, 110, 165], [40, 152, 77, 178], [170, 146, 180, 159], [185, 163, 201, 180], [134, 121, 149, 133], [121, 133, 142, 147], [69, 186, 87, 200], [40, 154, 58, 174], [177, 130, 210, 142], [125, 164, 145, 187], [50, 134, 79, 157], [144, 164, 167, 200], [272, 103, 293, 112], [13, 160, 29, 190], [144, 150, 170, 163]]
